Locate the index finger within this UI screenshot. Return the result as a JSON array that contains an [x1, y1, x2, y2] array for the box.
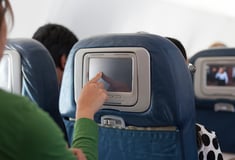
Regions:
[[102, 73, 113, 84], [89, 72, 102, 83]]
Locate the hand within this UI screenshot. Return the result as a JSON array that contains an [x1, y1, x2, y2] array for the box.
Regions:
[[102, 73, 131, 92], [70, 148, 87, 160], [76, 72, 107, 120]]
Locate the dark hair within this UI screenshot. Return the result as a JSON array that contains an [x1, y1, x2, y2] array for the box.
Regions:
[[166, 37, 196, 74], [166, 37, 187, 60], [32, 23, 78, 69]]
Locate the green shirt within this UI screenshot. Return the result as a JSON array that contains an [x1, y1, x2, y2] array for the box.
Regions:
[[0, 89, 98, 160]]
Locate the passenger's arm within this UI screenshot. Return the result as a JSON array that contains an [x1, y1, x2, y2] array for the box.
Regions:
[[22, 101, 77, 160], [76, 72, 107, 120], [20, 73, 106, 160], [70, 148, 87, 160], [72, 72, 107, 160]]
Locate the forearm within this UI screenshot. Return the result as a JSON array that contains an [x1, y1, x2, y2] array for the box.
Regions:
[[72, 118, 98, 160]]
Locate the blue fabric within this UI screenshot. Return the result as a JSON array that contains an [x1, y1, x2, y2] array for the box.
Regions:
[[197, 109, 235, 153], [190, 48, 235, 153], [63, 119, 75, 144], [98, 127, 182, 160], [6, 38, 68, 142], [60, 33, 197, 159]]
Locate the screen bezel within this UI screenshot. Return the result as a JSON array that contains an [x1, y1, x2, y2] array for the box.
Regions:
[[74, 47, 151, 112], [83, 53, 137, 106], [0, 50, 21, 94], [194, 57, 235, 100]]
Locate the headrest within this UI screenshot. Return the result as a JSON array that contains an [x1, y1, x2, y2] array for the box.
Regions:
[[6, 38, 65, 115], [190, 48, 235, 108], [0, 50, 21, 93], [6, 39, 60, 110], [60, 33, 195, 127], [4, 38, 67, 140]]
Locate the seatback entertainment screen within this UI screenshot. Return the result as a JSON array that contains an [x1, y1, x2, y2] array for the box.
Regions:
[[88, 57, 132, 92], [206, 64, 235, 86], [74, 47, 151, 112], [194, 57, 235, 100]]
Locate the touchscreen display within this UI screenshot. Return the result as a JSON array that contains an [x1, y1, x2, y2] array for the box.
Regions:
[[88, 57, 132, 92], [206, 64, 235, 86]]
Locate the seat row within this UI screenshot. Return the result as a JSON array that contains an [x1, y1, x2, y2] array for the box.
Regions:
[[1, 33, 235, 159]]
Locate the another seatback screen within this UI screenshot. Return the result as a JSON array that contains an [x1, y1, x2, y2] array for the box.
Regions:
[[194, 57, 235, 100], [206, 64, 235, 86], [88, 58, 132, 92]]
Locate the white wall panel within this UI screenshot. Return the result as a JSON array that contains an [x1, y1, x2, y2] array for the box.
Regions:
[[8, 0, 235, 57]]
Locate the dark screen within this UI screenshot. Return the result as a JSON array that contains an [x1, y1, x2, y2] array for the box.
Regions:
[[206, 64, 235, 86], [89, 57, 132, 92]]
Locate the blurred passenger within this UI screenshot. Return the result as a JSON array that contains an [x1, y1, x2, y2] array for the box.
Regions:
[[0, 2, 107, 160], [207, 66, 218, 83], [166, 37, 187, 60], [166, 37, 224, 160], [32, 23, 78, 86], [215, 67, 229, 86], [232, 67, 235, 82], [209, 42, 227, 48]]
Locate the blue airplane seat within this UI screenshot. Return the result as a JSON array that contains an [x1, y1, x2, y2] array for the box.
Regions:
[[190, 48, 235, 153], [60, 33, 198, 160], [5, 38, 68, 142]]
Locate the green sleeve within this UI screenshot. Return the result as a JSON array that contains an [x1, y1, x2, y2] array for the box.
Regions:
[[21, 101, 77, 160], [72, 118, 98, 160]]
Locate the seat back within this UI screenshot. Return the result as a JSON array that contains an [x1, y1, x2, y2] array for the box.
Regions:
[[60, 33, 198, 159], [190, 48, 235, 153], [2, 38, 67, 141]]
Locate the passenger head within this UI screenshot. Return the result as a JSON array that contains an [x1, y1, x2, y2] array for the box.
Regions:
[[32, 23, 78, 85], [0, 0, 13, 59], [166, 37, 196, 74], [209, 42, 227, 48], [218, 67, 225, 73], [166, 37, 187, 60]]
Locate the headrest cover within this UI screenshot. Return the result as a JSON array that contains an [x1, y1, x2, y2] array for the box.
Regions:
[[60, 33, 197, 159], [60, 33, 195, 127], [6, 38, 59, 110], [6, 38, 67, 138]]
